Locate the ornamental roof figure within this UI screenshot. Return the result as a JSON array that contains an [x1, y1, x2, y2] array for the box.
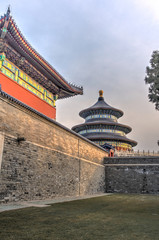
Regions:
[[72, 90, 137, 151], [6, 6, 11, 21], [0, 7, 83, 99]]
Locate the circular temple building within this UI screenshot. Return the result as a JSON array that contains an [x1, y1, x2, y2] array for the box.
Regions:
[[72, 90, 137, 151]]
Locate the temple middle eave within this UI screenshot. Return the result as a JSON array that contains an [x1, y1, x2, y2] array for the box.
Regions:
[[72, 122, 132, 134]]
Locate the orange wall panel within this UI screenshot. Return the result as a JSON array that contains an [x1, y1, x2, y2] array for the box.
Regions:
[[0, 72, 56, 119]]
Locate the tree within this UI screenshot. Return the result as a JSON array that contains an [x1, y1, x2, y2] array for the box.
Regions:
[[145, 50, 159, 110]]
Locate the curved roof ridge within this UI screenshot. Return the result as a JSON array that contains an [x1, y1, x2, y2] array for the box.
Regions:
[[0, 9, 83, 95], [9, 17, 74, 90]]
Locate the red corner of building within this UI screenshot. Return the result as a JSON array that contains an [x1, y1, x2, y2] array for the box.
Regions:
[[0, 72, 56, 119]]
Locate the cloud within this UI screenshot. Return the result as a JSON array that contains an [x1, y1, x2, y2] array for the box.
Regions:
[[133, 0, 159, 22]]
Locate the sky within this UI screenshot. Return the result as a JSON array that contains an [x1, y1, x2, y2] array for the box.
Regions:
[[1, 0, 159, 151]]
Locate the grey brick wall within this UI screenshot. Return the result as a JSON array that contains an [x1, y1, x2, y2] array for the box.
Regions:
[[0, 135, 105, 202], [105, 157, 159, 194]]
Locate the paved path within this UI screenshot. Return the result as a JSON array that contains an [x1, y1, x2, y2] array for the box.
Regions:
[[0, 193, 111, 213]]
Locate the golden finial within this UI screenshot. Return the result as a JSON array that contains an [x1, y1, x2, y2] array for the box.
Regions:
[[99, 90, 103, 98]]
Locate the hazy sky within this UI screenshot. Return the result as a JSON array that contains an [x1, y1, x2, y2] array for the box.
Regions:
[[1, 0, 159, 151]]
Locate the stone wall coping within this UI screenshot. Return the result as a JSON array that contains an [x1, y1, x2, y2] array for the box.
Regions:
[[105, 164, 159, 166], [105, 156, 159, 159], [104, 156, 159, 165]]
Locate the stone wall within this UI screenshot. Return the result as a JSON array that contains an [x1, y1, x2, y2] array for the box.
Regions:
[[104, 157, 159, 194], [0, 94, 107, 202]]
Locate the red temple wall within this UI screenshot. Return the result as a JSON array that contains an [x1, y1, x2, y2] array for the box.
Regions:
[[0, 72, 56, 119]]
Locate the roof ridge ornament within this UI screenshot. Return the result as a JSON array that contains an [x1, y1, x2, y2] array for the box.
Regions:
[[99, 90, 103, 97], [6, 5, 11, 21], [0, 5, 11, 39], [98, 90, 104, 101]]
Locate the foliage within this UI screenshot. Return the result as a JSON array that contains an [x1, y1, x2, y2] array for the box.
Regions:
[[0, 194, 159, 240], [145, 50, 159, 110]]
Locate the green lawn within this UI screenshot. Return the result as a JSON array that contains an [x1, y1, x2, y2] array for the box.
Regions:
[[0, 194, 159, 240]]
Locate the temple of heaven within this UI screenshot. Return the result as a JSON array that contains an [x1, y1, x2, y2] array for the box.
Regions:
[[72, 90, 137, 151]]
